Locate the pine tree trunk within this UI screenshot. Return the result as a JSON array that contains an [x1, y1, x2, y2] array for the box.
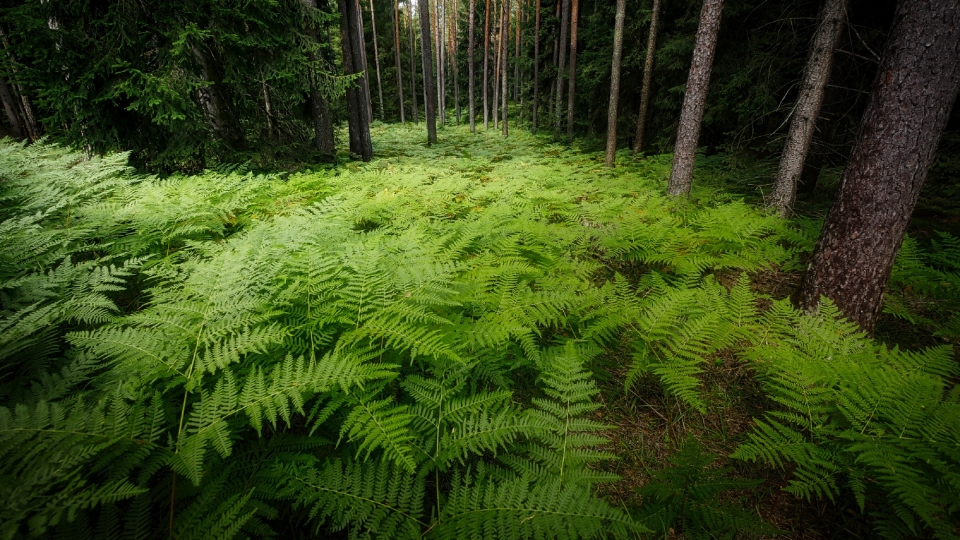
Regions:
[[191, 43, 247, 151], [340, 0, 374, 160], [532, 0, 540, 134], [419, 0, 439, 143], [469, 0, 477, 131], [439, 0, 447, 123], [357, 2, 375, 123], [301, 0, 337, 158], [666, 0, 724, 197], [565, 0, 579, 139], [632, 0, 660, 154], [393, 0, 406, 124], [501, 0, 510, 136], [768, 0, 848, 217], [604, 0, 626, 167], [483, 0, 492, 129], [0, 74, 23, 138], [553, 0, 570, 137], [407, 2, 420, 123], [797, 0, 960, 332], [369, 0, 386, 121], [514, 1, 520, 103], [454, 0, 462, 124], [0, 28, 39, 141]]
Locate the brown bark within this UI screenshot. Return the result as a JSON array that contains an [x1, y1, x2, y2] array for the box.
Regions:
[[532, 0, 541, 134], [339, 0, 374, 160], [493, 0, 501, 131], [407, 2, 420, 123], [797, 0, 960, 332], [604, 0, 626, 167], [0, 28, 39, 141], [501, 0, 510, 136], [768, 0, 848, 217], [454, 0, 462, 124], [357, 2, 374, 123], [667, 0, 724, 197], [565, 0, 579, 139], [469, 0, 477, 131], [369, 0, 385, 121], [191, 43, 247, 151], [301, 0, 336, 158], [554, 0, 570, 137], [394, 0, 406, 124], [419, 0, 439, 143], [483, 0, 492, 129], [0, 74, 23, 138], [632, 0, 660, 154], [514, 0, 520, 103]]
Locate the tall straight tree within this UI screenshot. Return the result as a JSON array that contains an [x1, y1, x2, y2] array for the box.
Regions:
[[513, 1, 520, 102], [439, 0, 447, 122], [339, 0, 374, 160], [767, 0, 849, 217], [632, 0, 661, 154], [407, 1, 419, 122], [493, 0, 501, 130], [431, 0, 442, 123], [604, 0, 626, 167], [368, 0, 385, 120], [453, 0, 461, 124], [393, 0, 406, 124], [0, 74, 23, 138], [483, 0, 492, 128], [0, 28, 39, 141], [798, 0, 960, 332], [565, 0, 579, 139], [469, 0, 476, 131], [301, 0, 336, 158], [667, 0, 724, 196], [419, 0, 438, 143], [531, 0, 540, 134], [553, 0, 570, 137], [501, 0, 510, 136]]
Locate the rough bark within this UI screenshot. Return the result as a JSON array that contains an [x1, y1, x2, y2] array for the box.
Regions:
[[501, 0, 510, 136], [0, 27, 39, 141], [407, 2, 420, 123], [432, 0, 442, 123], [419, 0, 439, 143], [514, 1, 520, 103], [191, 43, 247, 151], [301, 0, 337, 157], [768, 0, 848, 217], [797, 0, 960, 332], [393, 0, 406, 124], [339, 0, 374, 160], [0, 73, 23, 138], [553, 0, 570, 137], [453, 0, 461, 124], [469, 0, 477, 131], [666, 0, 724, 197], [357, 2, 374, 123], [483, 0, 492, 129], [532, 0, 540, 134], [632, 0, 660, 154], [604, 0, 626, 167], [565, 0, 579, 139], [368, 0, 385, 121]]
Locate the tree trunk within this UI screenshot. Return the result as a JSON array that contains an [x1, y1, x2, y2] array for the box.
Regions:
[[407, 2, 420, 123], [493, 0, 501, 130], [454, 0, 462, 124], [0, 74, 23, 138], [356, 2, 374, 124], [419, 0, 439, 143], [393, 0, 406, 124], [483, 0, 492, 129], [191, 43, 247, 151], [368, 0, 386, 121], [340, 0, 374, 160], [632, 0, 660, 154], [501, 0, 510, 136], [554, 0, 570, 137], [514, 1, 521, 103], [666, 0, 724, 197], [532, 0, 540, 134], [604, 0, 626, 167], [767, 0, 848, 217], [469, 0, 477, 131], [302, 0, 337, 158], [565, 0, 579, 139], [797, 0, 960, 332], [0, 28, 39, 141]]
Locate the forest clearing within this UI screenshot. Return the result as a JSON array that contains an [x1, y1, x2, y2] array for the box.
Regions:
[[1, 0, 959, 538]]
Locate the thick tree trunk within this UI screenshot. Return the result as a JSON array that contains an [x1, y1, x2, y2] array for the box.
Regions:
[[407, 2, 420, 123], [0, 28, 39, 141], [0, 74, 23, 138], [469, 0, 476, 131], [302, 0, 337, 157], [191, 43, 247, 151], [454, 0, 462, 124], [357, 3, 374, 124], [565, 0, 579, 139], [633, 0, 660, 154], [667, 0, 724, 197], [604, 0, 626, 167], [393, 0, 406, 124], [483, 0, 492, 129], [419, 0, 439, 143], [532, 0, 540, 134], [368, 0, 386, 121], [501, 0, 510, 136], [768, 0, 848, 217], [340, 0, 374, 160], [797, 0, 960, 332], [553, 0, 570, 137]]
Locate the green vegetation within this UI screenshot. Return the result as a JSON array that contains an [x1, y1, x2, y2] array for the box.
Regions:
[[2, 123, 958, 538]]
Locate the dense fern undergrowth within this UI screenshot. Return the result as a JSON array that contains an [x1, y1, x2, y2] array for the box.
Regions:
[[1, 123, 958, 539]]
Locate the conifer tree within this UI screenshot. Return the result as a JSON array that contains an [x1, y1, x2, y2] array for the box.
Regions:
[[565, 0, 579, 139], [632, 0, 660, 154], [604, 0, 626, 167], [419, 0, 438, 142], [393, 0, 406, 124], [469, 0, 476, 131]]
